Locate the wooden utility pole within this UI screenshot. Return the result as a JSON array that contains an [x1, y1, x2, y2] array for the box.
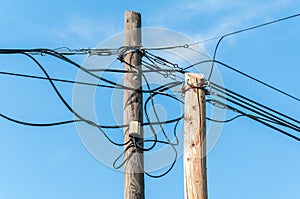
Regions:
[[123, 11, 144, 199], [184, 73, 208, 199]]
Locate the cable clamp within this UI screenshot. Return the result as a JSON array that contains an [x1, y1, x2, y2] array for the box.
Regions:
[[175, 81, 207, 97], [129, 133, 142, 139], [117, 46, 143, 60]]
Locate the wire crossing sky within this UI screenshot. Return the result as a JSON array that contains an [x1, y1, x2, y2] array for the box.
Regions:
[[0, 1, 300, 199]]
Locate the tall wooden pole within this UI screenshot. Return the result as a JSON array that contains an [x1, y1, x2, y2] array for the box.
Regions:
[[123, 11, 144, 199], [184, 73, 208, 199]]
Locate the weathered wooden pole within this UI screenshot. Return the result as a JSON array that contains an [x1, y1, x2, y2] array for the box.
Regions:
[[123, 11, 144, 199], [184, 73, 208, 199]]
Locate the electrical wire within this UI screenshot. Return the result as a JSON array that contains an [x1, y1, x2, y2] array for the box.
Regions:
[[206, 100, 295, 126], [208, 13, 300, 81], [210, 93, 300, 132], [19, 52, 130, 146], [0, 70, 184, 129], [117, 54, 182, 177], [142, 51, 185, 81], [210, 82, 300, 125], [210, 61, 300, 102], [1, 44, 300, 179], [183, 58, 300, 107], [0, 48, 173, 94], [87, 68, 182, 73], [119, 55, 183, 151], [0, 70, 119, 89], [0, 113, 81, 127], [209, 88, 300, 132], [48, 35, 223, 55], [207, 98, 300, 142], [180, 59, 300, 102], [206, 114, 245, 123], [205, 79, 300, 137]]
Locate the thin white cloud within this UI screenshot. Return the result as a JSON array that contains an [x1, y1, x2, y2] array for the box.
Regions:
[[181, 0, 294, 50], [178, 0, 241, 13], [152, 0, 293, 31], [151, 0, 244, 25], [42, 0, 294, 48], [45, 15, 122, 46]]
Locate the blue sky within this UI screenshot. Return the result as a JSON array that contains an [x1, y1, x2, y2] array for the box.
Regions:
[[0, 0, 300, 198]]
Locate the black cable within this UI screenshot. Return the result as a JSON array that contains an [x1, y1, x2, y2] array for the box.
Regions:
[[211, 90, 300, 132], [143, 51, 185, 80], [210, 82, 300, 125], [209, 91, 300, 135], [118, 55, 181, 177], [206, 100, 291, 126], [113, 116, 182, 175], [143, 52, 178, 79], [210, 61, 300, 102], [144, 51, 181, 69], [180, 59, 300, 102], [143, 81, 184, 151], [88, 68, 180, 73], [143, 118, 182, 146], [0, 113, 129, 129], [1, 48, 182, 178], [140, 109, 182, 179], [0, 72, 184, 129], [144, 80, 183, 149], [208, 13, 300, 81], [135, 137, 178, 179], [113, 144, 134, 170], [120, 55, 183, 152], [207, 99, 300, 142], [142, 60, 175, 80], [0, 48, 180, 94], [180, 59, 213, 72], [0, 70, 118, 89], [0, 69, 183, 99], [210, 85, 300, 132], [0, 113, 81, 127], [0, 48, 130, 91], [206, 114, 245, 123], [6, 54, 299, 104], [0, 112, 184, 129], [21, 52, 130, 146]]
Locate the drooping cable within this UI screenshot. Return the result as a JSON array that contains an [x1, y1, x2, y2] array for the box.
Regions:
[[20, 52, 130, 146], [180, 59, 300, 102], [208, 13, 300, 81], [207, 99, 300, 142]]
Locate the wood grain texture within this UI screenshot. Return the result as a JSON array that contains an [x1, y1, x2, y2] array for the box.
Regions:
[[184, 73, 208, 199], [123, 11, 144, 199]]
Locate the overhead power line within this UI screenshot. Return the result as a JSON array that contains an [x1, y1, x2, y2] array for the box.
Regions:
[[1, 12, 300, 179], [208, 13, 300, 80], [205, 82, 300, 142], [207, 98, 300, 142], [0, 48, 184, 178], [180, 59, 300, 102]]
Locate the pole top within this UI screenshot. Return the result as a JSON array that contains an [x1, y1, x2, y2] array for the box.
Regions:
[[125, 11, 141, 23], [125, 10, 141, 15], [185, 73, 205, 81]]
